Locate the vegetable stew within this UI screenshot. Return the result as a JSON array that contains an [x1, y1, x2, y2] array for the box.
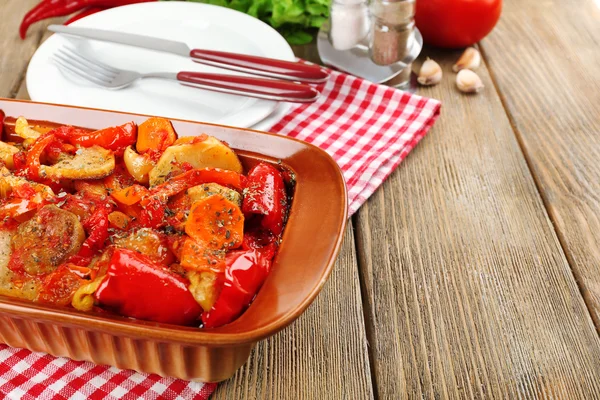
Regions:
[[0, 115, 293, 328]]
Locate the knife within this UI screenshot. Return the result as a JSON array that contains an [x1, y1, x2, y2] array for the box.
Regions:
[[48, 25, 329, 84]]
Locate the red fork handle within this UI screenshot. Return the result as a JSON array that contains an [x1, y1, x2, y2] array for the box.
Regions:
[[189, 49, 329, 84], [176, 71, 320, 103]]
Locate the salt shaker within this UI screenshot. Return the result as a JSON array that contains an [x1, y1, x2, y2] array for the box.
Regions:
[[368, 0, 415, 65], [329, 0, 369, 51]]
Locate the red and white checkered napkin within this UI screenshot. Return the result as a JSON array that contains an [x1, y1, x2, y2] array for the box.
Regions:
[[268, 68, 441, 215], [0, 69, 440, 400], [0, 345, 217, 399]]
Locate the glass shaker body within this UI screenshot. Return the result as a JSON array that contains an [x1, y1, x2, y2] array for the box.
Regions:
[[329, 0, 370, 51], [369, 0, 415, 65]]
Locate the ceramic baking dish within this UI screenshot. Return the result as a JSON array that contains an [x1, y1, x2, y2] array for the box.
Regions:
[[0, 98, 347, 382]]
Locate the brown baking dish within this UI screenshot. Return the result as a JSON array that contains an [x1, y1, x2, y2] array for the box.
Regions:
[[0, 98, 347, 382]]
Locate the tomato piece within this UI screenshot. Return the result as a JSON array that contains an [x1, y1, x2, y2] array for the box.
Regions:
[[37, 265, 85, 306], [0, 198, 39, 223]]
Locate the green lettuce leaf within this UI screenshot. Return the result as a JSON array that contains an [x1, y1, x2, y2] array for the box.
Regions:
[[161, 0, 328, 45]]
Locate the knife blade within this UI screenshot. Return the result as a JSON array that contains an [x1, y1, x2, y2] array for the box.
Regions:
[[49, 25, 191, 57], [47, 25, 329, 84]]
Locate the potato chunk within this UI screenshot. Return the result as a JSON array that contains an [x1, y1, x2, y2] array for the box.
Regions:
[[40, 146, 115, 180], [1, 166, 55, 200], [123, 146, 153, 184], [10, 205, 85, 275], [0, 229, 40, 300], [187, 183, 242, 206], [149, 136, 242, 186], [112, 228, 173, 265], [0, 142, 19, 169]]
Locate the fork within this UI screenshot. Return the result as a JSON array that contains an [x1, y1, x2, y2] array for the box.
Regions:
[[52, 47, 320, 103]]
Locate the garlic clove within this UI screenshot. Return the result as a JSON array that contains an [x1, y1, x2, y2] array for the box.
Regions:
[[417, 58, 443, 86], [456, 69, 484, 93], [453, 47, 481, 72]]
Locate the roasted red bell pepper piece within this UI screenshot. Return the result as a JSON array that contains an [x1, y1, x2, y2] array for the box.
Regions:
[[64, 122, 137, 154], [139, 196, 166, 229], [201, 245, 275, 328], [95, 249, 202, 325], [242, 163, 288, 236], [25, 134, 55, 180], [67, 204, 110, 266], [12, 151, 27, 174]]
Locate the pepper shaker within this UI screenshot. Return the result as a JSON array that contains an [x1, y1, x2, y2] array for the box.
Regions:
[[318, 0, 421, 87], [368, 0, 415, 65]]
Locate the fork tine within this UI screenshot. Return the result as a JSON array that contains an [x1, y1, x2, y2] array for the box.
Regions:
[[52, 56, 110, 86], [56, 48, 115, 79], [53, 52, 112, 83], [62, 46, 120, 76]]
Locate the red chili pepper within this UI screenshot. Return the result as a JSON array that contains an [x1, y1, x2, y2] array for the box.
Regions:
[[201, 246, 275, 328], [95, 249, 202, 325], [65, 122, 137, 155], [64, 6, 107, 25], [242, 162, 288, 236], [20, 0, 156, 39]]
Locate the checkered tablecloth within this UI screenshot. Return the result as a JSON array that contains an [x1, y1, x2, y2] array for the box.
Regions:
[[0, 67, 440, 399], [269, 68, 441, 215]]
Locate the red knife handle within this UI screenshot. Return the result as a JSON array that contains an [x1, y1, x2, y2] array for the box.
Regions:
[[176, 71, 320, 103], [189, 49, 329, 84]]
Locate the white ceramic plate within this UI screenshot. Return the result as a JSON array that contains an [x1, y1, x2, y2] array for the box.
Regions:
[[27, 2, 295, 128]]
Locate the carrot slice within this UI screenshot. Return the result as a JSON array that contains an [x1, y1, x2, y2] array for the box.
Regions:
[[185, 194, 244, 250], [137, 117, 177, 154], [180, 237, 226, 273], [111, 184, 150, 206]]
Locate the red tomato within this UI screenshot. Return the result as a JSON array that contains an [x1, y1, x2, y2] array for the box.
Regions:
[[415, 0, 502, 48]]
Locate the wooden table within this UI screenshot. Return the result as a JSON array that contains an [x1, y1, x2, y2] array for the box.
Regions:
[[3, 0, 600, 397]]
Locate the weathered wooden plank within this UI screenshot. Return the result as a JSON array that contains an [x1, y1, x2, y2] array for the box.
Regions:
[[355, 49, 600, 398], [212, 226, 374, 400], [481, 0, 600, 327], [0, 0, 58, 98]]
